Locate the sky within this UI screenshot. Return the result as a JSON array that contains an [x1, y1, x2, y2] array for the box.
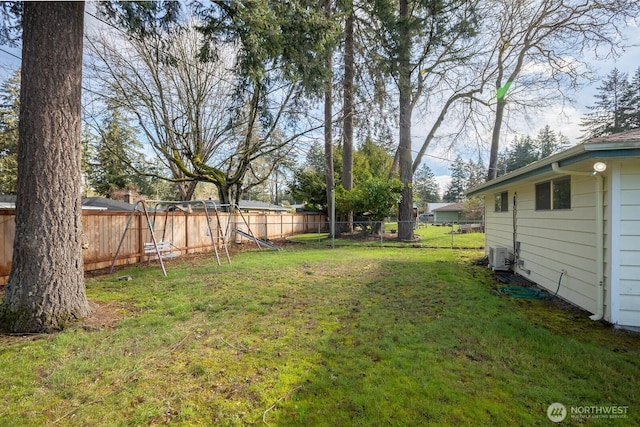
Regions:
[[1, 13, 638, 196], [417, 23, 640, 191]]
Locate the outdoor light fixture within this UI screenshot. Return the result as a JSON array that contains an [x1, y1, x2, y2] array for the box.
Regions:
[[593, 161, 607, 173]]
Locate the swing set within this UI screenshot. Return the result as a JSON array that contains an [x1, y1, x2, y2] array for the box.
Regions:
[[108, 199, 279, 276]]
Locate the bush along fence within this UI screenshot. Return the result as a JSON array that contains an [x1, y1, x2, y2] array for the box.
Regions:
[[0, 209, 327, 284]]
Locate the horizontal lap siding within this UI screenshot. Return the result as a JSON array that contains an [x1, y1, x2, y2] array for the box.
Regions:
[[0, 210, 327, 284], [484, 207, 512, 250], [483, 176, 598, 313], [618, 163, 640, 326]]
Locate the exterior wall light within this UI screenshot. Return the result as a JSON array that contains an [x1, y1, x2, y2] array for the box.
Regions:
[[593, 162, 607, 173]]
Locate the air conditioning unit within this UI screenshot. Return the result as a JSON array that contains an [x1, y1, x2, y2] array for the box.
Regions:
[[488, 245, 510, 271]]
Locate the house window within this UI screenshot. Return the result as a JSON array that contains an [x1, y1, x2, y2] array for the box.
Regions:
[[536, 177, 571, 210], [494, 191, 508, 212], [553, 177, 571, 209]]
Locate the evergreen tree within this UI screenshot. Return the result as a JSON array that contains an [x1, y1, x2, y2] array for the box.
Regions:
[[465, 159, 485, 190], [1, 2, 92, 332], [496, 126, 572, 177], [443, 156, 467, 203], [581, 68, 633, 139], [0, 70, 20, 194], [304, 141, 326, 174], [290, 138, 395, 212], [354, 137, 394, 185], [81, 125, 98, 195], [535, 125, 569, 158], [288, 141, 332, 210], [499, 135, 538, 175], [413, 164, 440, 206], [628, 67, 640, 129], [87, 107, 145, 197]]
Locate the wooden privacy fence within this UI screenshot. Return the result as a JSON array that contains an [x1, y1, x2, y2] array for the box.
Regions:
[[0, 209, 327, 284]]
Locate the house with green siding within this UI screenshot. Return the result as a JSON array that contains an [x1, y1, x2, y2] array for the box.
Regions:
[[432, 203, 464, 224]]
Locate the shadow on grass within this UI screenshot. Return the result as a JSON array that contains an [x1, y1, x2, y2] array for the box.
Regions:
[[1, 249, 638, 426], [266, 255, 640, 426]]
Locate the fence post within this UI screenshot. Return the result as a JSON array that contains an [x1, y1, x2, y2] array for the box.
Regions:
[[451, 222, 455, 249], [184, 212, 189, 255]]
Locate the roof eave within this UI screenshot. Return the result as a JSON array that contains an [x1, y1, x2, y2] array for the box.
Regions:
[[467, 142, 640, 197], [467, 144, 586, 196]]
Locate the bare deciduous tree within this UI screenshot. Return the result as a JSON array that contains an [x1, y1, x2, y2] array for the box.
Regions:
[[484, 0, 640, 181], [86, 23, 317, 204]]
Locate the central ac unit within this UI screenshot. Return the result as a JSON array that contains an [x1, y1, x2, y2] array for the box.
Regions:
[[488, 245, 509, 271]]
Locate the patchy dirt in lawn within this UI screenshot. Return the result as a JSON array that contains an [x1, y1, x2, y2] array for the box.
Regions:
[[0, 298, 126, 345], [79, 301, 126, 331]]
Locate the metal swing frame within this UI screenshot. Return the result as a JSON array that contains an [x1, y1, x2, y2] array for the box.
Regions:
[[108, 199, 230, 276]]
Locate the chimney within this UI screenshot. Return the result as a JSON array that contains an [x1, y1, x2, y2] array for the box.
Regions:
[[124, 190, 133, 204]]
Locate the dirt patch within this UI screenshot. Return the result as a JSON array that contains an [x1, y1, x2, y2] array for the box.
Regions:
[[0, 300, 125, 345], [79, 301, 125, 331]]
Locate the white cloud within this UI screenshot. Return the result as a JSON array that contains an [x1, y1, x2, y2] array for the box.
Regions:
[[435, 175, 452, 195]]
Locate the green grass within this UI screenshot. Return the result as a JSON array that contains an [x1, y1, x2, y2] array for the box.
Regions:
[[288, 222, 485, 248], [1, 247, 639, 426]]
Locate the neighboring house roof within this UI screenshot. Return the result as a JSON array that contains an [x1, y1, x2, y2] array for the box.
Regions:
[[0, 195, 138, 211], [82, 197, 137, 211], [468, 128, 640, 196], [205, 200, 291, 212], [0, 195, 291, 213], [426, 202, 450, 213], [237, 200, 291, 212], [0, 194, 16, 209], [432, 203, 465, 212], [0, 194, 16, 203]]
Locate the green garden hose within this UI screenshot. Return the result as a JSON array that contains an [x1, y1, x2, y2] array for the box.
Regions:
[[551, 271, 564, 298], [498, 271, 564, 300], [498, 286, 548, 299]]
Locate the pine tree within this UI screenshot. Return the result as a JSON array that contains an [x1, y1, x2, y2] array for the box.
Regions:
[[496, 125, 572, 178], [465, 160, 485, 190], [501, 135, 538, 174], [356, 137, 394, 184], [87, 107, 145, 197], [413, 164, 440, 206], [0, 70, 20, 194], [443, 156, 467, 203], [581, 68, 633, 139], [1, 2, 92, 332], [535, 125, 569, 158], [628, 67, 640, 129]]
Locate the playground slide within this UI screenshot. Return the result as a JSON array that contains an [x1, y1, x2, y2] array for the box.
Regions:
[[235, 229, 281, 250]]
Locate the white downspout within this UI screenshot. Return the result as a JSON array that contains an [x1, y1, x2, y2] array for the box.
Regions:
[[551, 162, 604, 321]]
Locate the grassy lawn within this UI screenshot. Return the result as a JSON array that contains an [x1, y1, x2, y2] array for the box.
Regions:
[[1, 247, 639, 426], [288, 222, 485, 249]]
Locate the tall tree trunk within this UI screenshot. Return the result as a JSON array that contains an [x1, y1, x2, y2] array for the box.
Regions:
[[324, 0, 335, 237], [487, 97, 506, 181], [342, 3, 354, 234], [1, 2, 91, 333], [397, 0, 414, 241], [218, 184, 232, 207], [177, 181, 198, 201]]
